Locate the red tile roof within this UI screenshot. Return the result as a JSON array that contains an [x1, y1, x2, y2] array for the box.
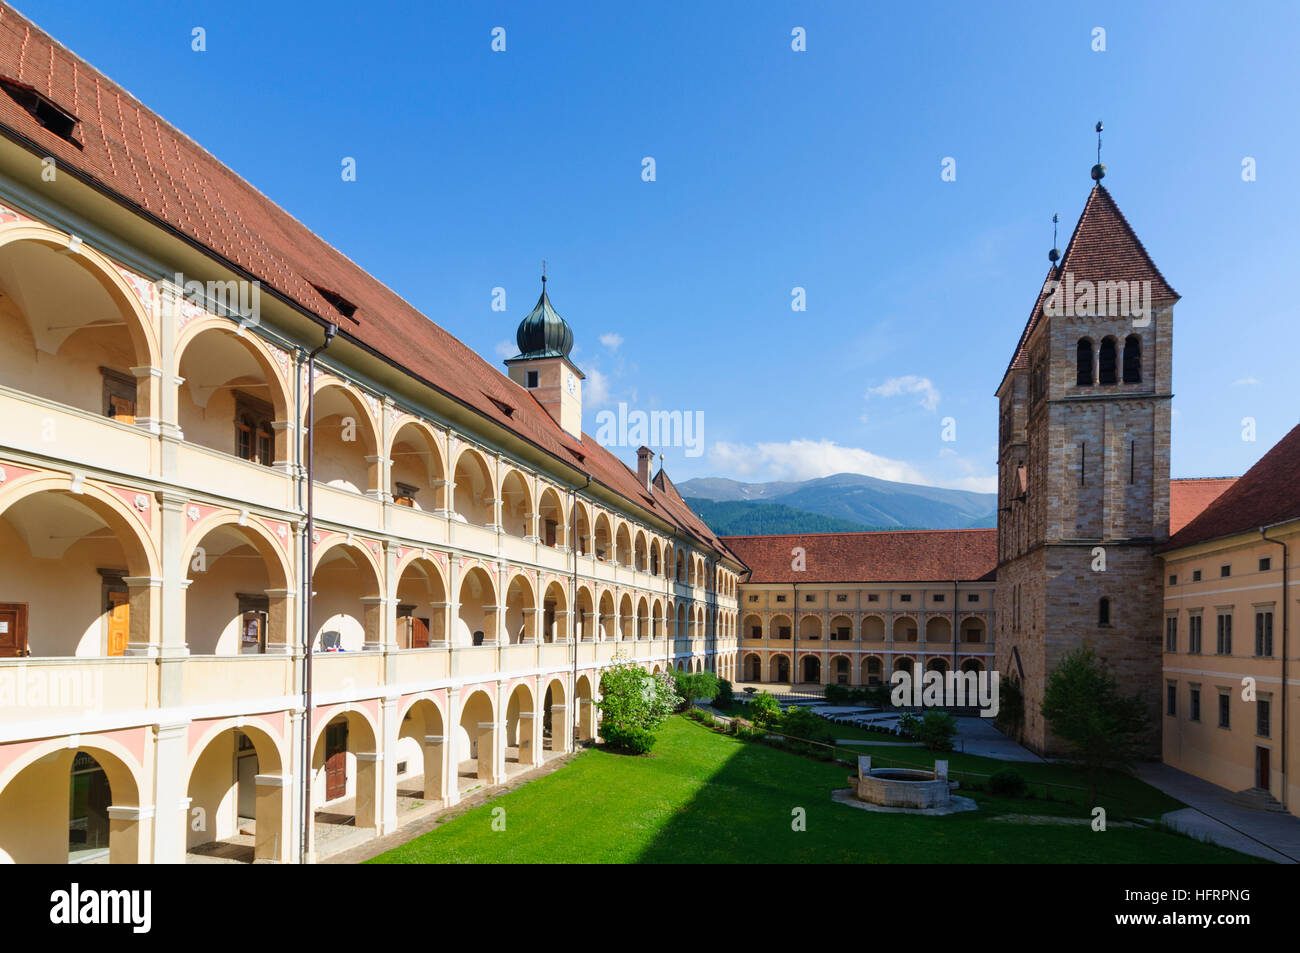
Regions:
[[0, 5, 741, 564], [1169, 477, 1238, 535], [1158, 423, 1300, 553], [721, 529, 997, 584], [998, 183, 1179, 394]]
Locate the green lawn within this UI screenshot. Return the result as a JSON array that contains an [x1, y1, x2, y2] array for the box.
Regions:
[[368, 717, 1261, 864]]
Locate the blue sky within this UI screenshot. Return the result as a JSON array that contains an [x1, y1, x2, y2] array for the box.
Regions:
[[19, 0, 1300, 492]]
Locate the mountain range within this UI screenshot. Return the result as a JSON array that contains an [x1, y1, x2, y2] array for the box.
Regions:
[[679, 473, 997, 536]]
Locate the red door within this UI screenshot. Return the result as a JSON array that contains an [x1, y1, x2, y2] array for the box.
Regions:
[[0, 603, 27, 658], [324, 723, 348, 802]]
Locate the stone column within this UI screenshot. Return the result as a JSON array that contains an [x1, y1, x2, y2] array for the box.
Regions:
[[252, 773, 290, 861], [421, 734, 446, 801], [379, 696, 398, 834], [476, 721, 496, 783], [579, 697, 595, 742], [360, 595, 387, 651], [517, 711, 536, 765], [264, 588, 295, 654], [549, 703, 569, 752], [150, 720, 190, 863], [354, 751, 381, 829], [106, 805, 151, 865]]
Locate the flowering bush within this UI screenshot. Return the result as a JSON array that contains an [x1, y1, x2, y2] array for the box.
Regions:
[[597, 655, 680, 753]]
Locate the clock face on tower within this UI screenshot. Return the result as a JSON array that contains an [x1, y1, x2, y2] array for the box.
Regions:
[[566, 372, 577, 395]]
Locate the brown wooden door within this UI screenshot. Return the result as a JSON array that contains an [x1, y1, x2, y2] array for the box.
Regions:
[[106, 591, 130, 657], [1257, 746, 1270, 789], [324, 722, 347, 801], [0, 603, 27, 658], [410, 617, 431, 648], [108, 394, 136, 425]]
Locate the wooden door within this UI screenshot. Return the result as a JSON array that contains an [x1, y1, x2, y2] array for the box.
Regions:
[[106, 592, 129, 657], [240, 611, 266, 654], [108, 394, 136, 425], [1257, 746, 1270, 790], [410, 617, 431, 648], [0, 603, 27, 658], [324, 722, 348, 801]]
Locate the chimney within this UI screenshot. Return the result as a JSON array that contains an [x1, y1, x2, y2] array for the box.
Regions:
[[636, 446, 653, 490]]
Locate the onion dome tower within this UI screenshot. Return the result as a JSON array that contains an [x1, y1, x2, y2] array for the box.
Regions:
[[504, 266, 585, 438]]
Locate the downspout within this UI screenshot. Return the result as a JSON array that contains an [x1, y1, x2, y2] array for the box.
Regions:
[[299, 323, 336, 864], [1260, 523, 1290, 809], [792, 580, 798, 690], [952, 577, 959, 686], [571, 474, 590, 745]]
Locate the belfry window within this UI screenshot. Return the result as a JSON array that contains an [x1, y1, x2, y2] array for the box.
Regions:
[[1076, 339, 1094, 385], [1122, 334, 1141, 383], [1098, 597, 1111, 626], [1098, 337, 1118, 384]]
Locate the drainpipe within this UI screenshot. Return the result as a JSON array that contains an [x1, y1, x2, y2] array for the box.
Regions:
[[792, 580, 798, 693], [1260, 522, 1290, 810], [952, 577, 959, 690], [571, 474, 590, 745], [299, 323, 336, 864]]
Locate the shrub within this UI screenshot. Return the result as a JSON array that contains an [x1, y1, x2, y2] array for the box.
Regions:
[[601, 725, 656, 755], [989, 768, 1027, 797], [823, 683, 851, 705], [748, 691, 782, 729], [914, 710, 958, 751], [781, 705, 833, 744], [715, 678, 734, 708], [675, 670, 720, 706]]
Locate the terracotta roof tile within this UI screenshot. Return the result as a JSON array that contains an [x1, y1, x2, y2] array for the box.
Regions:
[[1158, 423, 1300, 553], [0, 4, 738, 561], [1169, 477, 1238, 535], [721, 529, 997, 584]]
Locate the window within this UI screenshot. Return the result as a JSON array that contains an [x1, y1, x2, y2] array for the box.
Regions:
[[1216, 613, 1232, 655], [0, 76, 80, 143], [835, 626, 851, 640], [775, 595, 787, 603], [1188, 614, 1203, 653], [101, 367, 138, 424], [1190, 687, 1201, 722], [1076, 338, 1094, 385], [1079, 443, 1086, 486], [867, 594, 880, 603], [1165, 615, 1177, 652], [1259, 557, 1272, 572], [804, 594, 814, 603], [1098, 337, 1117, 384], [1218, 693, 1230, 729], [1255, 610, 1274, 657], [899, 594, 912, 603], [1122, 334, 1141, 383], [393, 481, 418, 508], [1220, 564, 1231, 578], [835, 594, 847, 603], [967, 593, 978, 603], [933, 593, 945, 603], [1257, 699, 1271, 738], [234, 391, 275, 466], [526, 370, 539, 388], [1098, 597, 1111, 626], [1166, 683, 1176, 716], [747, 595, 758, 603], [1168, 574, 1177, 586], [1192, 569, 1202, 582]]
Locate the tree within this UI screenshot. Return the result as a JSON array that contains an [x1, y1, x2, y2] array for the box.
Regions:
[[675, 670, 719, 707], [597, 656, 680, 753], [747, 690, 782, 729], [1040, 646, 1150, 803]]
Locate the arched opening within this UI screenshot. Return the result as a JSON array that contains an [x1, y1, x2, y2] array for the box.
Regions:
[[542, 580, 568, 643], [598, 590, 615, 641], [537, 487, 566, 548], [389, 421, 445, 510], [744, 613, 762, 640], [574, 586, 595, 641], [456, 689, 498, 785], [311, 709, 381, 836], [185, 520, 290, 655], [308, 383, 379, 494], [574, 504, 591, 556], [771, 654, 791, 683], [574, 674, 595, 742], [652, 598, 664, 641], [505, 683, 537, 767], [832, 654, 850, 685], [0, 233, 157, 424], [893, 616, 918, 642], [830, 614, 853, 641], [743, 652, 762, 682], [633, 530, 648, 571], [1076, 338, 1094, 386], [311, 542, 382, 651], [0, 483, 155, 657], [457, 567, 497, 646], [395, 558, 447, 648], [863, 656, 883, 685], [1098, 336, 1118, 385], [542, 678, 568, 753], [451, 449, 494, 527], [800, 655, 822, 685], [0, 742, 142, 863], [960, 617, 986, 643], [503, 574, 536, 644], [1123, 334, 1142, 383], [186, 724, 286, 862], [960, 658, 984, 674], [397, 698, 447, 803], [675, 550, 686, 582], [925, 617, 951, 643], [615, 523, 632, 567], [675, 603, 688, 645], [499, 469, 532, 539], [618, 593, 634, 641], [862, 616, 885, 642], [593, 513, 613, 560], [894, 656, 914, 674], [799, 615, 822, 641], [636, 596, 649, 640], [927, 657, 949, 674], [770, 614, 792, 640], [649, 539, 661, 575]]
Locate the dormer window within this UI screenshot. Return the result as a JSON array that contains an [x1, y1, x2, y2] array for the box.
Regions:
[[311, 285, 358, 323], [0, 76, 80, 144]]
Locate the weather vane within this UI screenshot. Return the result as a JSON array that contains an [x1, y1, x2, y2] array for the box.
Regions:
[[1092, 121, 1106, 181], [541, 259, 547, 286], [1049, 213, 1061, 264]]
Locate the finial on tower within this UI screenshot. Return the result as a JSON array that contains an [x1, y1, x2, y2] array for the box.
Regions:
[[1091, 121, 1106, 181], [541, 259, 547, 288], [1048, 213, 1061, 264]]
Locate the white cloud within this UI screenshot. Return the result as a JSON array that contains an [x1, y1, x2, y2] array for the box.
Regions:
[[864, 375, 940, 412], [494, 340, 515, 359], [599, 332, 624, 351], [1231, 377, 1260, 387], [584, 367, 611, 407], [708, 439, 927, 484]]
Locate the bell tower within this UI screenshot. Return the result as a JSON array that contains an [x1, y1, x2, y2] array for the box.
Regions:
[[504, 268, 585, 439], [995, 144, 1177, 756]]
